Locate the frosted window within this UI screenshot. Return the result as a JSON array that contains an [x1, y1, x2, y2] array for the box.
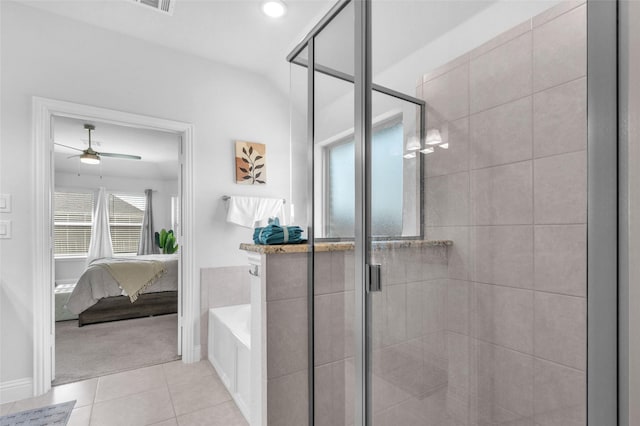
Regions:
[[326, 122, 404, 237], [328, 141, 355, 237]]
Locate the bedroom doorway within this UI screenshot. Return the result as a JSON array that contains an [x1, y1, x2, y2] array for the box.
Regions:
[[52, 116, 182, 385], [32, 97, 196, 396]]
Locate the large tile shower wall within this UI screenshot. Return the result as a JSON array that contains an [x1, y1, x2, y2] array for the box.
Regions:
[[419, 2, 586, 425], [313, 245, 450, 426]]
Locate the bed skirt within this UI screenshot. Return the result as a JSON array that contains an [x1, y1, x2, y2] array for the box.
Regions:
[[78, 291, 178, 327]]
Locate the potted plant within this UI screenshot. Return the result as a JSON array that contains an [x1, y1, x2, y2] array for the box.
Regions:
[[155, 229, 179, 254]]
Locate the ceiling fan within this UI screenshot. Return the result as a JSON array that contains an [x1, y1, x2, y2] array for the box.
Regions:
[[55, 124, 142, 165]]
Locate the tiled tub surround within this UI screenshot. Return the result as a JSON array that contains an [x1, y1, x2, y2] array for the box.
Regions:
[[240, 241, 451, 426], [200, 266, 250, 359], [419, 2, 587, 425]]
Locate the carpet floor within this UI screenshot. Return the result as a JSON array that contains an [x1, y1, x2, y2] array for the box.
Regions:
[[54, 314, 179, 386]]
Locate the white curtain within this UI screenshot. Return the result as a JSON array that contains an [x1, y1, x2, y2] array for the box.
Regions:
[[86, 187, 113, 265], [137, 189, 158, 255]]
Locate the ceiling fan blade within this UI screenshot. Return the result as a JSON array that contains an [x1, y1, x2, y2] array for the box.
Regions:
[[67, 154, 81, 159], [98, 152, 142, 160], [55, 142, 84, 152]]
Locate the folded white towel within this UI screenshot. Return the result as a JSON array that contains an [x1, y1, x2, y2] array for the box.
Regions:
[[226, 196, 285, 228]]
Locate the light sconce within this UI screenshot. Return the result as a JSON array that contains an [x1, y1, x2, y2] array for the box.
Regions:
[[405, 135, 421, 151], [420, 147, 435, 154], [403, 135, 421, 159], [425, 129, 443, 145], [262, 0, 287, 18]]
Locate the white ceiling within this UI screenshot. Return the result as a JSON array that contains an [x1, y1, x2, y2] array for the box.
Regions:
[[17, 0, 505, 95], [53, 115, 180, 180], [17, 0, 334, 95], [19, 0, 559, 101]]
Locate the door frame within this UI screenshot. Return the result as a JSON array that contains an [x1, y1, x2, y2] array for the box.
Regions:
[[32, 97, 198, 396]]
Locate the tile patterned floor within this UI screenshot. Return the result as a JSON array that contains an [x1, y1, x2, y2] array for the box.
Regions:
[[0, 361, 248, 426]]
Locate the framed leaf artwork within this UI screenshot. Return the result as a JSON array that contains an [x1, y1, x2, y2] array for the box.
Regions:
[[235, 141, 266, 184]]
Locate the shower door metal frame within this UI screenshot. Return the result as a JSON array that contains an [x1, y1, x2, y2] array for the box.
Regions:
[[288, 1, 424, 424], [288, 0, 620, 424], [353, 1, 371, 424], [587, 0, 618, 424]]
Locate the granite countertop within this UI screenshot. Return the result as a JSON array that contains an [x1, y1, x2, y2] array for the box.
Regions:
[[239, 239, 452, 254]]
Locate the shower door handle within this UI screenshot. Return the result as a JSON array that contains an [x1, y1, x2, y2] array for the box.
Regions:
[[367, 264, 381, 292]]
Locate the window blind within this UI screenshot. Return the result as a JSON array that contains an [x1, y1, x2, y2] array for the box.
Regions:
[[54, 191, 94, 256], [108, 193, 146, 255]]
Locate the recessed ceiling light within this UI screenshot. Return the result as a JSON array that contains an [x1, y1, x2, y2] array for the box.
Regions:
[[262, 0, 287, 18]]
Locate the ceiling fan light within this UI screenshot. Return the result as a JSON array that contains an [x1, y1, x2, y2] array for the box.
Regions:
[[80, 152, 100, 165]]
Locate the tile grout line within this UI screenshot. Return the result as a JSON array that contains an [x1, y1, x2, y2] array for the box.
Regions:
[[530, 24, 538, 421], [161, 363, 179, 425], [426, 72, 585, 138], [471, 279, 586, 299], [427, 149, 587, 187], [471, 333, 586, 372]]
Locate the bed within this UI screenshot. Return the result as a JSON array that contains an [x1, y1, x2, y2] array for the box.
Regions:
[[65, 254, 179, 326]]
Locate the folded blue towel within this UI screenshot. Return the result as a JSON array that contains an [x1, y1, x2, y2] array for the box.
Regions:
[[253, 218, 305, 245]]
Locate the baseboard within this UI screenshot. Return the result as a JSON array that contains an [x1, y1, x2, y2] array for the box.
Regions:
[[189, 345, 201, 363], [54, 279, 77, 286], [179, 343, 201, 363], [0, 377, 33, 404]]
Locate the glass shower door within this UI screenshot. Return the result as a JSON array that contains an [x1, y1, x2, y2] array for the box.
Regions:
[[366, 92, 438, 426], [309, 3, 358, 426], [365, 0, 589, 425]]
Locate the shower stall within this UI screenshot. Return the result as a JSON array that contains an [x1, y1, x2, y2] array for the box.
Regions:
[[286, 0, 618, 424]]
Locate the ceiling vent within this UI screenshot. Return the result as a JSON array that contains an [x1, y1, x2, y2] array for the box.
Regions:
[[132, 0, 175, 15]]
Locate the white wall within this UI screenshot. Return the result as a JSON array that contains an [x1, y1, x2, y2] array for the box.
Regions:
[[0, 1, 300, 395]]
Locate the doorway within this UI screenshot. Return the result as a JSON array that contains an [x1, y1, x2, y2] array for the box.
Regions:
[[51, 116, 182, 384], [32, 97, 197, 396]]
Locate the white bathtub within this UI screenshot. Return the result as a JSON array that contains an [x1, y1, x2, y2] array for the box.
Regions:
[[208, 304, 251, 422]]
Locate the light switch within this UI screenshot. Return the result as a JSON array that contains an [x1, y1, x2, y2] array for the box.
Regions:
[[0, 220, 11, 239], [0, 194, 11, 213]]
